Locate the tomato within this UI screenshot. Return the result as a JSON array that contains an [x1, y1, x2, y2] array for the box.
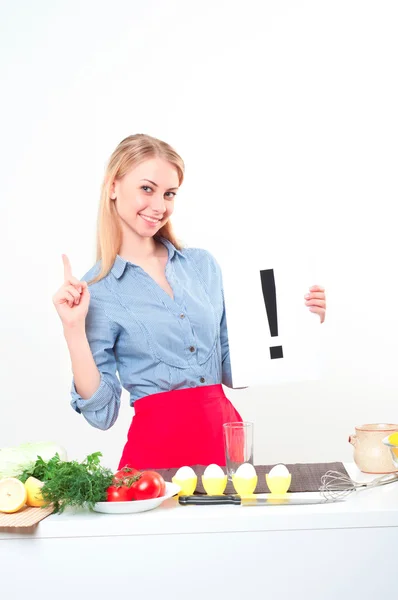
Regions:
[[157, 474, 166, 497], [113, 465, 139, 483], [106, 484, 134, 502], [130, 471, 165, 501], [108, 466, 141, 502]]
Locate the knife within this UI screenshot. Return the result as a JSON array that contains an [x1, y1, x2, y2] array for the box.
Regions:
[[178, 494, 338, 506]]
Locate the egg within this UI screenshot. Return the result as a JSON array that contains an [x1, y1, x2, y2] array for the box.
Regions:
[[266, 463, 291, 494], [172, 466, 198, 496], [268, 464, 290, 478], [232, 463, 258, 495], [234, 463, 257, 479], [202, 464, 227, 494], [174, 466, 196, 480], [203, 464, 225, 479]]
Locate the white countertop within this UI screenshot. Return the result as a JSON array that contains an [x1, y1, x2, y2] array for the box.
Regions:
[[2, 463, 398, 540]]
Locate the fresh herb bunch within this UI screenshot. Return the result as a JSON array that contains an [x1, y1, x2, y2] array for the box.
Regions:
[[19, 453, 62, 483], [40, 452, 114, 513]]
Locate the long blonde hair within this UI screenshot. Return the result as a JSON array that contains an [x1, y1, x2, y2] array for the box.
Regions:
[[92, 134, 185, 283]]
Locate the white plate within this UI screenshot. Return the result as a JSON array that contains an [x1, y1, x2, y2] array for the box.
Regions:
[[92, 482, 180, 514]]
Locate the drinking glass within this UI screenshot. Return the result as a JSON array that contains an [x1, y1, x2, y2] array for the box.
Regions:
[[223, 421, 254, 479]]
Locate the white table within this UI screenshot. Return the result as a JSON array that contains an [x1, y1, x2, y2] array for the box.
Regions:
[[1, 464, 396, 599]]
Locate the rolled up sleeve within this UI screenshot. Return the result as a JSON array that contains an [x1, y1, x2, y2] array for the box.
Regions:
[[70, 294, 122, 430]]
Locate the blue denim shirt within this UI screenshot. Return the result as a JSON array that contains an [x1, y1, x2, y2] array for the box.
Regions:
[[70, 239, 232, 430]]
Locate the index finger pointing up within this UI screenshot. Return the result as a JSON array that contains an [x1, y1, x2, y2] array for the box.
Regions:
[[62, 254, 73, 281]]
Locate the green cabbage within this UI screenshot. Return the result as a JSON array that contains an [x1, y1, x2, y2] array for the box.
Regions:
[[0, 442, 67, 479]]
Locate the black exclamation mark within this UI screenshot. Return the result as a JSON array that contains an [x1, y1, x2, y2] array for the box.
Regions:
[[260, 269, 283, 359]]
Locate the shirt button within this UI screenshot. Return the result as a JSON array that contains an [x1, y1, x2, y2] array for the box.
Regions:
[[200, 377, 205, 383], [180, 313, 185, 319], [189, 346, 195, 353]]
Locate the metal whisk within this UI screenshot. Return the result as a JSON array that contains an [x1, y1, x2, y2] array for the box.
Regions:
[[319, 470, 398, 500]]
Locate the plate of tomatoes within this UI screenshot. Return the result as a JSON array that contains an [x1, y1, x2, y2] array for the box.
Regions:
[[92, 466, 180, 514]]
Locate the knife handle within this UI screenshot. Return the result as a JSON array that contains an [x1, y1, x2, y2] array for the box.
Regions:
[[179, 495, 241, 505]]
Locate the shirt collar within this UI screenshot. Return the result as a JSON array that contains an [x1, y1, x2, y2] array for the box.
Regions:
[[110, 237, 184, 280], [111, 255, 128, 279], [158, 237, 185, 260]]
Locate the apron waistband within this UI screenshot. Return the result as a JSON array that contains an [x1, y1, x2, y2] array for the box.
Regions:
[[133, 384, 226, 414]]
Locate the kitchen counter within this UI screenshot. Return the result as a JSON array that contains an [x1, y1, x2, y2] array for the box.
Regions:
[[1, 463, 396, 599]]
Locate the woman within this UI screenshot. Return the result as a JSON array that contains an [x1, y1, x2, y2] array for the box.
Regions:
[[53, 134, 326, 469]]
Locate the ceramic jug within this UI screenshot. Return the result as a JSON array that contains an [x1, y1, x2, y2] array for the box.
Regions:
[[349, 423, 398, 473]]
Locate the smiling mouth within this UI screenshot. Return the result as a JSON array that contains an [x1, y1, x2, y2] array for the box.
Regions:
[[139, 213, 162, 224]]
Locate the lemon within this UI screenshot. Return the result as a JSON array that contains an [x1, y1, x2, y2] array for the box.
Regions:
[[0, 477, 27, 513], [25, 476, 46, 507], [388, 432, 398, 445]]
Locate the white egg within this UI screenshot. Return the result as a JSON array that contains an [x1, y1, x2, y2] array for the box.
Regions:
[[174, 466, 196, 480], [203, 464, 225, 479], [234, 463, 257, 479], [268, 464, 290, 478]]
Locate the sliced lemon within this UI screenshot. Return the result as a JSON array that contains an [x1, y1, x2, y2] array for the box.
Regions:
[[25, 476, 46, 507], [388, 432, 398, 445], [0, 478, 27, 513]]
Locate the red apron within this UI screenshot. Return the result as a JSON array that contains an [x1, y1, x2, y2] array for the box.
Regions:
[[118, 384, 243, 470]]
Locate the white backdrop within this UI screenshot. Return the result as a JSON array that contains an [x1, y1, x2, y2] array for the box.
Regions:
[[1, 0, 398, 469]]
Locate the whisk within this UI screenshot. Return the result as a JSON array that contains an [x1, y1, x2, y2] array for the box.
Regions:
[[319, 469, 398, 500]]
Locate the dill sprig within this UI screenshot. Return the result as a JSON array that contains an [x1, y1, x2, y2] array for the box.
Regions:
[[40, 452, 114, 513]]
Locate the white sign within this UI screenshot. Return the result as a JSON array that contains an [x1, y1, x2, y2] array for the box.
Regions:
[[221, 251, 322, 388]]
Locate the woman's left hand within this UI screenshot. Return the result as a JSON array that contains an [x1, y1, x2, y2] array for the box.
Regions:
[[304, 285, 326, 324]]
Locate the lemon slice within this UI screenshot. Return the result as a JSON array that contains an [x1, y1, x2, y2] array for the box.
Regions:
[[0, 478, 28, 513], [25, 476, 46, 507], [388, 432, 398, 445]]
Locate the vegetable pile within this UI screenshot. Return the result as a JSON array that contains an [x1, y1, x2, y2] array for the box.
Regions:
[[0, 443, 166, 514]]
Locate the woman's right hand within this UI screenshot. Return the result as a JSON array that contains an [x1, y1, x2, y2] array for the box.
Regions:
[[52, 255, 90, 328]]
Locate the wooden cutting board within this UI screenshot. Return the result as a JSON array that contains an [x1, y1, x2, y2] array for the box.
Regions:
[[0, 505, 54, 528]]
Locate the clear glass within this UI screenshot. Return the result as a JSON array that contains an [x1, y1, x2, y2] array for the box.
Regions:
[[223, 421, 254, 479]]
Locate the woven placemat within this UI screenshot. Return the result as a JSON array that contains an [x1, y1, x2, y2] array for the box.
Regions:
[[0, 505, 54, 528], [155, 462, 348, 494]]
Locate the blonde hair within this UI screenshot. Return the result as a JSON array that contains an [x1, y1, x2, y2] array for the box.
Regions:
[[91, 134, 185, 283]]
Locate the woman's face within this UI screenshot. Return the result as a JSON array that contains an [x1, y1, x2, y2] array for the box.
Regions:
[[111, 157, 180, 239]]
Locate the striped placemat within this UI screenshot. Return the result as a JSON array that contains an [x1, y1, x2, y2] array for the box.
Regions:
[[0, 505, 54, 528], [154, 462, 349, 494]]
